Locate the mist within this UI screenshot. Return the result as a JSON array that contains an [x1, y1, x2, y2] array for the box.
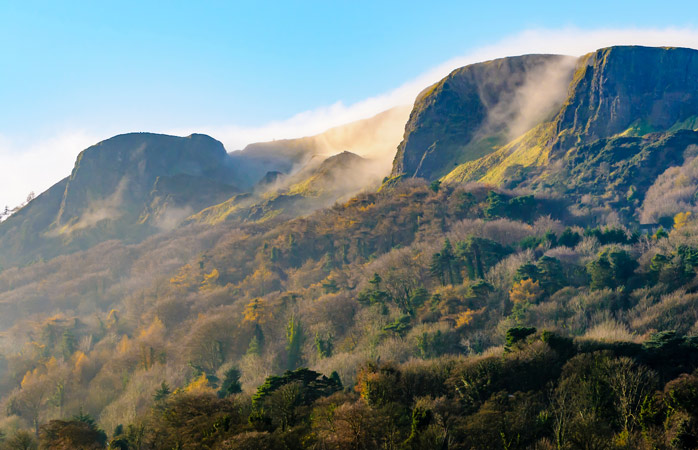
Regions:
[[483, 56, 579, 141], [5, 27, 698, 210]]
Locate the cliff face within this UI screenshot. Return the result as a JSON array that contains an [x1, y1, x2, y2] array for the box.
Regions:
[[0, 133, 239, 267], [435, 46, 698, 224], [391, 54, 577, 180], [553, 46, 698, 149], [56, 132, 236, 228]]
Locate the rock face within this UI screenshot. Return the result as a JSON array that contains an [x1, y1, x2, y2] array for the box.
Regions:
[[391, 54, 577, 180], [0, 133, 239, 267], [432, 46, 698, 224], [554, 46, 698, 149], [55, 133, 237, 229]]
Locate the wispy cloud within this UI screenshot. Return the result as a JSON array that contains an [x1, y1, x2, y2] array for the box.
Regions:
[[4, 27, 698, 210], [0, 131, 98, 210], [182, 27, 698, 151]]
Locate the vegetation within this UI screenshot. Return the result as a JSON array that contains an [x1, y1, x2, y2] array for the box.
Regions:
[[2, 45, 698, 448]]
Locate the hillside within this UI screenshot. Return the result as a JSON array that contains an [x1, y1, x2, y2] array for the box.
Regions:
[[435, 46, 698, 225], [229, 105, 411, 188], [391, 54, 577, 179], [4, 45, 698, 449], [0, 133, 239, 268], [0, 107, 409, 269]]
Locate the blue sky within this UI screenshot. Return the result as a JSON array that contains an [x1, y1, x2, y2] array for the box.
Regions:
[[2, 1, 698, 208]]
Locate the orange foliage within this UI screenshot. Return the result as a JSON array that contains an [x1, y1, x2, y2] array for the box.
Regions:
[[243, 298, 267, 324], [509, 279, 544, 304], [454, 307, 486, 328]]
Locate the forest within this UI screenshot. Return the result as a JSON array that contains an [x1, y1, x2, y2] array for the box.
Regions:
[[0, 178, 697, 449], [2, 45, 698, 449]]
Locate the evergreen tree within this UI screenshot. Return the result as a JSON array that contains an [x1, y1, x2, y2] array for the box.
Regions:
[[286, 316, 305, 370], [218, 368, 242, 398]]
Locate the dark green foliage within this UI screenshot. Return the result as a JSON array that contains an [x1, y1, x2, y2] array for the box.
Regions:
[[430, 239, 461, 285], [519, 235, 545, 250], [285, 316, 304, 370], [649, 245, 698, 289], [252, 368, 341, 407], [485, 191, 537, 222], [584, 226, 636, 245], [153, 381, 171, 403], [60, 329, 76, 361], [558, 227, 582, 247], [505, 326, 536, 349], [587, 247, 638, 290], [383, 315, 412, 336], [514, 257, 566, 295], [416, 329, 460, 358], [218, 368, 242, 398], [456, 236, 511, 280]]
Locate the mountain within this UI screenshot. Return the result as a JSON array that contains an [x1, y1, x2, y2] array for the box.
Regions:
[[0, 133, 239, 268], [391, 46, 698, 224], [230, 105, 411, 188], [0, 108, 410, 268], [552, 46, 698, 149], [5, 45, 698, 448], [190, 151, 380, 224], [391, 54, 577, 179]]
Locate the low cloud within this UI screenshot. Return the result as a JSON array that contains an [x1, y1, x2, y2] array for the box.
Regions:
[[4, 27, 698, 209], [0, 131, 98, 211]]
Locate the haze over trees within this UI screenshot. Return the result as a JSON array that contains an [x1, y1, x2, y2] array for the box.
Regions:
[[1, 45, 698, 448]]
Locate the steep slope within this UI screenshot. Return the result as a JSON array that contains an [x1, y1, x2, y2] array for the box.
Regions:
[[191, 151, 380, 224], [553, 46, 698, 149], [229, 106, 411, 188], [391, 54, 577, 180], [0, 133, 239, 268], [439, 46, 698, 223]]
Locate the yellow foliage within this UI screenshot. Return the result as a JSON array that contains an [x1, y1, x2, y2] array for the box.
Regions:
[[106, 309, 119, 329], [200, 268, 219, 290], [170, 264, 194, 288], [509, 279, 544, 304], [454, 307, 486, 328], [21, 367, 45, 389], [73, 351, 89, 373], [358, 203, 375, 212], [117, 335, 132, 355], [674, 211, 692, 229], [243, 298, 267, 324], [139, 317, 165, 342], [183, 373, 213, 393]]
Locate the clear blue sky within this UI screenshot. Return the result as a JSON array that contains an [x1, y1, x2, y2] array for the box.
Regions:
[[2, 0, 697, 134], [1, 1, 697, 208]]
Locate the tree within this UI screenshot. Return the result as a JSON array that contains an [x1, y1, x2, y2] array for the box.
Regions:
[[285, 316, 305, 370], [456, 236, 510, 280], [314, 332, 333, 359], [429, 240, 460, 285], [153, 381, 171, 403], [587, 248, 638, 290], [558, 227, 582, 247], [5, 430, 37, 450], [61, 330, 76, 361], [605, 357, 656, 434], [218, 368, 242, 398], [509, 279, 543, 305], [39, 417, 107, 450], [674, 211, 692, 229]]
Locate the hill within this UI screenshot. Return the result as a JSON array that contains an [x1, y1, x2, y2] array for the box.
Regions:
[[4, 45, 698, 448], [0, 133, 239, 268]]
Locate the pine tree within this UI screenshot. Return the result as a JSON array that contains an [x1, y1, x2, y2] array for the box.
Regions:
[[286, 316, 305, 370]]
